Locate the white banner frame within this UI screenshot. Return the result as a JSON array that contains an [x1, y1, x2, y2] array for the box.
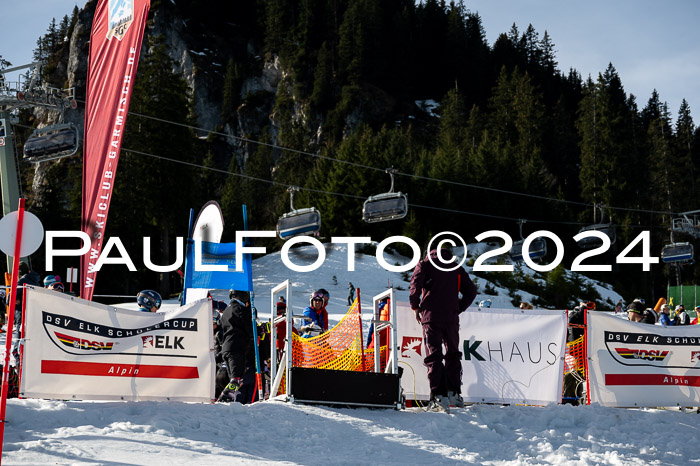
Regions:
[[397, 303, 567, 405], [587, 311, 700, 408], [21, 287, 215, 402]]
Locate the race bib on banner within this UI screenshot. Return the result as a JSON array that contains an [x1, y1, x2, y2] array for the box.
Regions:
[[587, 312, 700, 407], [21, 287, 214, 402]]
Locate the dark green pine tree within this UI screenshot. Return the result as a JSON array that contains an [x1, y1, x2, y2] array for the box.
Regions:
[[576, 65, 640, 225], [221, 59, 240, 125], [675, 99, 696, 204]]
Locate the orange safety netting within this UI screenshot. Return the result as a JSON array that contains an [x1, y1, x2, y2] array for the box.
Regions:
[[276, 299, 387, 395]]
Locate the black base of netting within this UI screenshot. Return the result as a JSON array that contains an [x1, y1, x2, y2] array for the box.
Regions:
[[290, 367, 402, 409]]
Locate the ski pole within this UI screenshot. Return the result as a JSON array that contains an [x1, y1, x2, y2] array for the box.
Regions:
[[250, 293, 264, 402]]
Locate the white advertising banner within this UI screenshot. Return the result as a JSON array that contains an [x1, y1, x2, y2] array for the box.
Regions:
[[21, 287, 215, 402], [587, 312, 700, 407], [397, 303, 567, 405]]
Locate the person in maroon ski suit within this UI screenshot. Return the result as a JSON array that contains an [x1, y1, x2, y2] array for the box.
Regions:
[[409, 248, 477, 412]]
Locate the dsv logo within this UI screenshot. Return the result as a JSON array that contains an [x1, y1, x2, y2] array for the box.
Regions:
[[55, 331, 114, 351], [615, 347, 669, 361]]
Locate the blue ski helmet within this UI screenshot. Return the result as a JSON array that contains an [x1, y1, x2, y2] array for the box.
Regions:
[[137, 290, 162, 310], [44, 275, 61, 287]]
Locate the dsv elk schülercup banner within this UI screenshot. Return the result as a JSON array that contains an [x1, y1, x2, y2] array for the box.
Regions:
[[587, 312, 700, 407], [21, 287, 215, 402]]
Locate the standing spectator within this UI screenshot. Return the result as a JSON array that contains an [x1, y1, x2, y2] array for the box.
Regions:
[[11, 262, 41, 360], [615, 300, 623, 314], [275, 296, 287, 355], [641, 308, 658, 325], [367, 297, 390, 348], [675, 305, 691, 325], [347, 282, 355, 306], [218, 290, 254, 402], [626, 302, 644, 323], [659, 304, 674, 327], [212, 307, 228, 400], [409, 248, 477, 413], [0, 288, 6, 327], [692, 306, 700, 325]]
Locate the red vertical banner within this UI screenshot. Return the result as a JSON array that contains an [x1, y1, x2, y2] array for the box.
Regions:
[[81, 0, 151, 300]]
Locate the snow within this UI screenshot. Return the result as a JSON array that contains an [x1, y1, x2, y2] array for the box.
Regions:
[[3, 398, 698, 464], [1, 244, 695, 465]]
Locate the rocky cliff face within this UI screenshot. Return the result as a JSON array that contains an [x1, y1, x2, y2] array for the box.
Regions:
[[31, 0, 332, 195]]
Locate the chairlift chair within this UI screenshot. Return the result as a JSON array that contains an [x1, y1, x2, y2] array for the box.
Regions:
[[510, 219, 547, 263], [577, 204, 616, 249], [276, 186, 322, 239], [577, 224, 616, 249], [510, 238, 547, 263], [661, 242, 694, 264], [362, 168, 408, 223], [23, 122, 80, 163]]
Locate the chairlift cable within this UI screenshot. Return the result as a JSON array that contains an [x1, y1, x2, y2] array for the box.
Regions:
[[115, 148, 670, 230]]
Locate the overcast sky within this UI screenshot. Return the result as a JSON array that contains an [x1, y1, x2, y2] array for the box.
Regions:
[[1, 0, 698, 121]]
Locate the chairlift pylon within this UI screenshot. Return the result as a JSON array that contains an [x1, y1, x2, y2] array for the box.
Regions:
[[510, 219, 547, 263], [23, 122, 80, 163], [671, 211, 700, 239], [362, 168, 408, 223], [276, 186, 322, 239], [577, 203, 616, 249]]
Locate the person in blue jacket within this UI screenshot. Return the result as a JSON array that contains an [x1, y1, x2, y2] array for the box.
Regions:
[[301, 291, 326, 338], [658, 304, 674, 326]]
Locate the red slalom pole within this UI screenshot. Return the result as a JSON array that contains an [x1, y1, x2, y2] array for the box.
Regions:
[[0, 198, 26, 457]]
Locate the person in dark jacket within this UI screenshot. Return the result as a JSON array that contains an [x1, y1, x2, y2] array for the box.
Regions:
[[218, 289, 254, 402], [347, 282, 355, 306], [675, 305, 691, 325], [11, 262, 41, 361], [409, 248, 477, 412]]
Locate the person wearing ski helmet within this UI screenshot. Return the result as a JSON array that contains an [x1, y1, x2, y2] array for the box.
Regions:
[[44, 275, 65, 293], [137, 290, 162, 312], [301, 290, 328, 337], [43, 275, 61, 288], [218, 290, 254, 402]]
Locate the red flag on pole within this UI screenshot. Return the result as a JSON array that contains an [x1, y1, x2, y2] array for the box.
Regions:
[[81, 0, 151, 300]]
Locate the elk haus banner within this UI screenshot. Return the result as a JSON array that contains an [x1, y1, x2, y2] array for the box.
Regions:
[[81, 0, 151, 300], [587, 312, 700, 407], [397, 303, 567, 405], [21, 287, 215, 402]]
